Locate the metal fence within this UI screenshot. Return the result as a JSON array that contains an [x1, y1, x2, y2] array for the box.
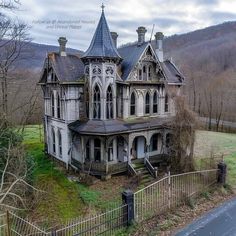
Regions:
[[54, 204, 128, 236], [134, 169, 218, 222], [0, 167, 224, 236], [5, 211, 48, 236]]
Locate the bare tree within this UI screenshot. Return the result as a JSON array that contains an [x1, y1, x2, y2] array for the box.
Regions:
[[169, 96, 198, 172], [0, 0, 19, 10], [0, 18, 31, 117]]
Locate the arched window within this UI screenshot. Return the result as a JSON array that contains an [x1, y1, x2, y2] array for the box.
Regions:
[[145, 92, 150, 114], [106, 85, 113, 119], [153, 91, 158, 114], [93, 85, 101, 119], [51, 92, 55, 117], [58, 130, 62, 157], [150, 133, 158, 151], [57, 93, 61, 119], [108, 140, 113, 162], [94, 139, 101, 162], [130, 92, 136, 115], [52, 128, 56, 154], [165, 94, 169, 112], [86, 140, 90, 161]]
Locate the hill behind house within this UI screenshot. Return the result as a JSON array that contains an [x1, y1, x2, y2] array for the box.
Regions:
[[2, 21, 236, 124]]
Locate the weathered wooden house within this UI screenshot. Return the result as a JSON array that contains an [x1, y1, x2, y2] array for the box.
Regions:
[[39, 6, 184, 179]]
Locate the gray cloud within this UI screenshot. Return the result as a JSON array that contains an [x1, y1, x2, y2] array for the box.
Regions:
[[5, 0, 236, 50]]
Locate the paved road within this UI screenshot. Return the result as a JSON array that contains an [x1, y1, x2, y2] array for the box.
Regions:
[[176, 197, 236, 236]]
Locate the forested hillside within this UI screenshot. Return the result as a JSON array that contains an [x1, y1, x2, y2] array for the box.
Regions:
[[164, 21, 236, 124], [1, 21, 236, 125]]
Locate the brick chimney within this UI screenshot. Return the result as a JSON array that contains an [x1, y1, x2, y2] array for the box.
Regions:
[[155, 32, 164, 62], [58, 37, 67, 56], [136, 26, 147, 45], [110, 32, 118, 48]]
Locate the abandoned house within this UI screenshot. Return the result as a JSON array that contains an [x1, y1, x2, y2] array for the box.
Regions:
[[38, 6, 185, 179]]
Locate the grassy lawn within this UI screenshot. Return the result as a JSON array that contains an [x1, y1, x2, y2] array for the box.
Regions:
[[22, 125, 126, 226], [194, 130, 236, 187], [21, 126, 236, 227], [22, 125, 84, 225]]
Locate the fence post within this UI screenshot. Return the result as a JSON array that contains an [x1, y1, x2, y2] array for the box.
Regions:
[[168, 171, 171, 209], [122, 190, 134, 225], [6, 211, 11, 236], [51, 230, 57, 236], [217, 161, 227, 185]]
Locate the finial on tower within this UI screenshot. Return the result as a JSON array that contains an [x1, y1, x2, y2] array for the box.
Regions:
[[101, 3, 105, 12]]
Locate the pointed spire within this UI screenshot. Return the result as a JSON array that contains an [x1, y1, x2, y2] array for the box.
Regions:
[[101, 3, 105, 12], [81, 6, 122, 62]]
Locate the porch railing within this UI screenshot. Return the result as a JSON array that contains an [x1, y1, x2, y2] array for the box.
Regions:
[[145, 158, 158, 178], [71, 158, 128, 175]]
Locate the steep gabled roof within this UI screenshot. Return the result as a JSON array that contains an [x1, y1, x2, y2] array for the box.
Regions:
[[81, 10, 122, 61], [118, 42, 149, 80], [39, 52, 85, 83], [161, 60, 185, 84]]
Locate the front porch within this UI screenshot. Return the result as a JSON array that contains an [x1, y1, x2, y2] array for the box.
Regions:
[[69, 119, 173, 177]]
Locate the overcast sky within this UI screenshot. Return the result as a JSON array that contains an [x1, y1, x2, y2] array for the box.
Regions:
[[5, 0, 236, 50]]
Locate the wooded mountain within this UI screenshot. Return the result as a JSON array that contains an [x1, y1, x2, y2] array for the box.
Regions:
[[4, 21, 236, 124]]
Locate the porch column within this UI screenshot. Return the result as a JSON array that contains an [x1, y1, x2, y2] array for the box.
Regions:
[[101, 138, 105, 162]]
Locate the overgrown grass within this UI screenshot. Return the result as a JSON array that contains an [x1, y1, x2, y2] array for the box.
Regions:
[[194, 130, 236, 187], [22, 125, 84, 225]]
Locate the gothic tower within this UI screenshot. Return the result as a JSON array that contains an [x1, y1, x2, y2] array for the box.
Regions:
[[81, 5, 122, 120]]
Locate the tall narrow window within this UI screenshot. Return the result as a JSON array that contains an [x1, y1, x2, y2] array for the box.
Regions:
[[138, 69, 142, 80], [93, 85, 101, 119], [52, 128, 56, 154], [148, 66, 151, 79], [86, 140, 90, 161], [51, 92, 55, 117], [85, 87, 89, 118], [143, 65, 146, 73], [153, 91, 158, 114], [106, 85, 113, 119], [57, 93, 61, 119], [108, 141, 113, 162], [150, 134, 158, 151], [130, 92, 136, 115], [94, 139, 101, 162], [58, 130, 62, 157], [145, 92, 150, 114], [165, 94, 169, 112]]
